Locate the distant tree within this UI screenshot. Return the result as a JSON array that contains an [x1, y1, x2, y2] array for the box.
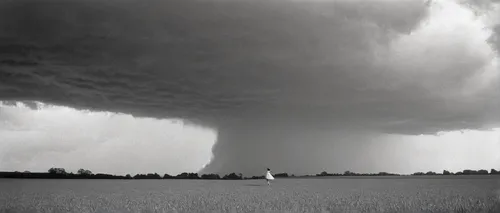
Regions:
[[189, 173, 200, 179], [317, 171, 328, 176], [426, 171, 436, 175], [77, 169, 93, 176], [48, 168, 67, 175], [274, 173, 289, 178], [176, 172, 189, 179], [378, 172, 389, 176], [23, 171, 31, 173], [133, 173, 162, 179], [491, 169, 498, 175], [343, 171, 353, 176], [443, 170, 451, 175], [175, 172, 199, 179], [152, 173, 162, 179], [163, 174, 173, 179], [463, 170, 477, 175], [478, 169, 489, 175], [222, 173, 242, 180], [201, 174, 221, 179], [412, 172, 425, 176], [175, 172, 200, 179], [93, 173, 115, 179], [125, 174, 132, 179]]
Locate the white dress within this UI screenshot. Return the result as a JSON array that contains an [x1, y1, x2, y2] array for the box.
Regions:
[[265, 171, 274, 180]]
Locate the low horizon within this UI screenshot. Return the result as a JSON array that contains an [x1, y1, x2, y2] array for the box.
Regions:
[[3, 166, 500, 178]]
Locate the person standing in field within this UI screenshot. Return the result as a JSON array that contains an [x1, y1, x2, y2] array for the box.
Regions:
[[265, 168, 274, 186]]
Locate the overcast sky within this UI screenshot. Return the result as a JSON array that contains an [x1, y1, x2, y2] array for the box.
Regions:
[[0, 0, 499, 176]]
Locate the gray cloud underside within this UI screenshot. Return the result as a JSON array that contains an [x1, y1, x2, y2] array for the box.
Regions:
[[1, 0, 499, 175]]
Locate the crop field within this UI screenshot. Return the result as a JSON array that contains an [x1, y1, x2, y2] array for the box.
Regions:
[[1, 177, 499, 213]]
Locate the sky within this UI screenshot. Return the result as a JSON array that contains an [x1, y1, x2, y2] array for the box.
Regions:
[[0, 0, 499, 176], [0, 102, 216, 175]]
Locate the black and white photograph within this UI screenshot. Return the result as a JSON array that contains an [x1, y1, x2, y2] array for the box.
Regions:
[[0, 0, 499, 212]]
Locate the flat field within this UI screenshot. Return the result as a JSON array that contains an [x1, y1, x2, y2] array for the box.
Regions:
[[1, 176, 499, 213]]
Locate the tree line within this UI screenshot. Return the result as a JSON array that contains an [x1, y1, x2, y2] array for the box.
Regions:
[[0, 168, 245, 180], [0, 168, 499, 179], [314, 169, 500, 177]]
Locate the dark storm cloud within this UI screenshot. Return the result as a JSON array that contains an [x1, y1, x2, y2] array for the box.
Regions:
[[1, 0, 431, 130], [0, 0, 499, 175]]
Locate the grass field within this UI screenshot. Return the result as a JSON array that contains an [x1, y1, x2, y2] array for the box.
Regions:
[[1, 177, 499, 213]]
